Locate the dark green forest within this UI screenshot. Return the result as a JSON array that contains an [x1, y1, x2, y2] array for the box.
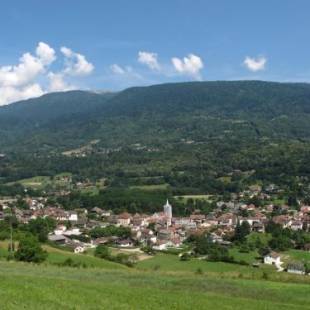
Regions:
[[1, 80, 310, 210]]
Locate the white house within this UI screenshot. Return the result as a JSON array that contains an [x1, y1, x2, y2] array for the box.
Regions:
[[68, 212, 78, 222], [264, 252, 283, 270], [74, 245, 85, 254]]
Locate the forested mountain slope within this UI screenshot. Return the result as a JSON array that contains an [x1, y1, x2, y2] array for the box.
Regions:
[[1, 81, 310, 153], [2, 80, 310, 195]]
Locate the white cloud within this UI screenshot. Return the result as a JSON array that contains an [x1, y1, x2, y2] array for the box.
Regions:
[[61, 46, 94, 76], [138, 51, 160, 70], [0, 84, 44, 106], [0, 53, 44, 88], [48, 72, 75, 92], [243, 56, 267, 72], [0, 42, 56, 105], [110, 64, 126, 75], [171, 54, 204, 79], [0, 42, 94, 105], [36, 42, 56, 65]]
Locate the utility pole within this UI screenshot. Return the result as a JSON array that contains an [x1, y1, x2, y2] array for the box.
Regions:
[[10, 214, 13, 255], [9, 206, 13, 256]]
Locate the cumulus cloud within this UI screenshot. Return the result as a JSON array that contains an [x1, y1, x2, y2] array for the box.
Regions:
[[0, 42, 94, 105], [36, 42, 56, 65], [0, 42, 56, 105], [171, 54, 203, 79], [138, 51, 160, 70], [243, 56, 267, 72], [61, 46, 94, 76], [0, 84, 44, 106], [48, 72, 75, 92]]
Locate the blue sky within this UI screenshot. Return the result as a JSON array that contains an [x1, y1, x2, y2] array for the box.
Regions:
[[1, 0, 310, 104]]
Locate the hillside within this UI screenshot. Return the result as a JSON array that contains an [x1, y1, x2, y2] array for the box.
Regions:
[[2, 81, 310, 152], [2, 81, 310, 195], [0, 260, 309, 309]]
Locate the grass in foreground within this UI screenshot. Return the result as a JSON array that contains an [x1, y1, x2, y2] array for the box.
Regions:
[[0, 260, 309, 309]]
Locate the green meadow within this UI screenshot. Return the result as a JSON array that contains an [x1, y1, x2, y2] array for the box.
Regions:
[[0, 259, 309, 309], [0, 243, 309, 309]]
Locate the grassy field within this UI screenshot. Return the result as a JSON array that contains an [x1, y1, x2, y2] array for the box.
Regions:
[[0, 242, 309, 308], [0, 241, 126, 270], [174, 194, 212, 203], [9, 173, 72, 190], [0, 260, 309, 309], [229, 247, 260, 264], [136, 253, 310, 284], [137, 253, 270, 276], [283, 249, 310, 264], [129, 184, 169, 191]]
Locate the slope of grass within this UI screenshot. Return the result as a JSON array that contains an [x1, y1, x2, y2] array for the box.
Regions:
[[0, 260, 309, 309], [137, 253, 269, 276], [43, 245, 127, 270]]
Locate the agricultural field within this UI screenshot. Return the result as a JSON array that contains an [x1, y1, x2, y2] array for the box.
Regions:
[[174, 194, 213, 203], [8, 173, 73, 190], [129, 184, 170, 191]]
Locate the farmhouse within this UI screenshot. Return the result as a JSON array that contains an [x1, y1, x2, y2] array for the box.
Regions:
[[264, 252, 282, 268]]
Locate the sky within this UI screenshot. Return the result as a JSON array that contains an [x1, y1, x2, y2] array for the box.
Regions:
[[1, 0, 310, 105]]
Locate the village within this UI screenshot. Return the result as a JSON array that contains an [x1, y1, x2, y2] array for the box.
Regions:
[[0, 181, 310, 276]]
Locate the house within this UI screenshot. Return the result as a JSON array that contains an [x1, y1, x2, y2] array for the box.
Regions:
[[217, 213, 237, 227], [117, 212, 131, 226], [272, 215, 291, 228], [290, 220, 303, 231], [208, 233, 223, 244], [190, 214, 206, 224], [90, 207, 103, 216], [264, 252, 283, 270], [153, 240, 172, 251], [252, 222, 265, 233], [93, 237, 110, 246], [74, 245, 85, 254], [116, 238, 134, 248], [68, 211, 78, 222], [48, 234, 67, 245], [287, 262, 306, 275]]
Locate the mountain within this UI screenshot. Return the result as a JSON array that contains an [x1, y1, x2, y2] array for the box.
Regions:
[[2, 80, 310, 192], [1, 80, 310, 153]]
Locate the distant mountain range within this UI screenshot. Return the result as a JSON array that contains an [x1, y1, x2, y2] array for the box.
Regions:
[[1, 80, 310, 153]]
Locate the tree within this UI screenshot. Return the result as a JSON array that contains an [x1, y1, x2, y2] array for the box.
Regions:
[[234, 221, 251, 243], [269, 235, 292, 251], [94, 245, 111, 259], [28, 217, 56, 242], [15, 236, 47, 263]]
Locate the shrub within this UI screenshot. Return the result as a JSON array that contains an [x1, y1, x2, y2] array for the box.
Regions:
[[15, 236, 47, 263], [94, 245, 111, 259], [180, 252, 191, 261]]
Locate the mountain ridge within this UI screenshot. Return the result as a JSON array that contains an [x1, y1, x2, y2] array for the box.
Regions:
[[1, 80, 310, 153]]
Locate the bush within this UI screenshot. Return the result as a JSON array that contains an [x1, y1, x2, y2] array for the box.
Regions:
[[94, 245, 111, 259], [60, 258, 87, 268], [14, 236, 47, 263], [180, 252, 191, 261]]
